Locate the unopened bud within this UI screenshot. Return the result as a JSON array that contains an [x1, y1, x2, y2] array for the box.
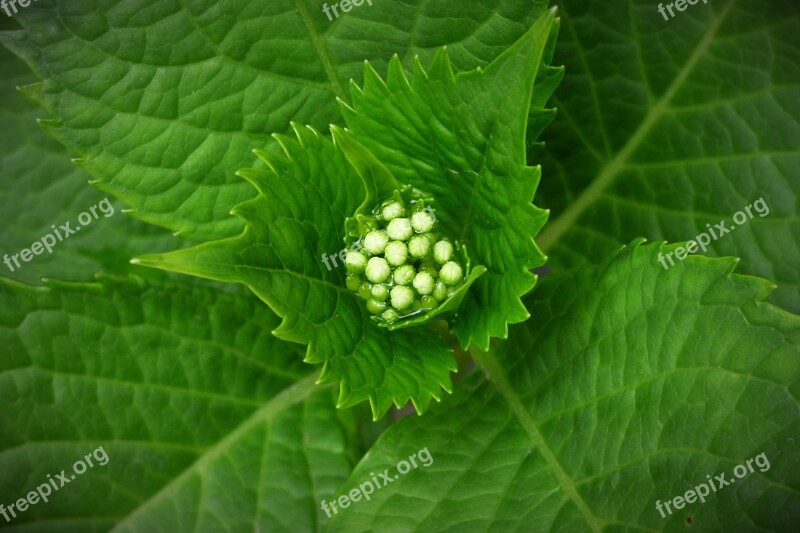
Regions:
[[433, 240, 454, 264], [363, 230, 389, 255], [371, 284, 389, 302], [411, 210, 435, 233], [384, 241, 408, 266], [345, 250, 367, 273], [439, 261, 463, 286], [365, 257, 391, 283], [367, 299, 387, 314], [390, 285, 415, 310], [381, 201, 405, 221], [393, 264, 416, 286], [412, 271, 435, 295], [432, 281, 448, 301], [387, 218, 413, 241], [408, 235, 431, 258]]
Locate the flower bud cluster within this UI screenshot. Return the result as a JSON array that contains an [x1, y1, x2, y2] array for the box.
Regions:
[[344, 197, 465, 324]]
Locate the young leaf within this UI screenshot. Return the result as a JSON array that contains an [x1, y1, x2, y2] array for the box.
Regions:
[[0, 276, 357, 531], [534, 0, 800, 313], [340, 10, 561, 350], [0, 0, 551, 241], [327, 241, 800, 531], [135, 126, 456, 418]]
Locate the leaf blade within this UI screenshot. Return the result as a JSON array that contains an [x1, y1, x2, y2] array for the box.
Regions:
[[326, 241, 800, 531]]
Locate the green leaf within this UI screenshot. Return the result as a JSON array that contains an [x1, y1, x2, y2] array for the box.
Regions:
[[534, 0, 800, 313], [327, 241, 800, 531], [135, 126, 456, 419], [340, 11, 560, 350], [0, 275, 358, 532], [1, 0, 551, 241], [0, 34, 178, 283]]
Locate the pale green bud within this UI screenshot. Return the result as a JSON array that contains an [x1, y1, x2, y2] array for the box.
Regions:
[[411, 210, 435, 233], [367, 299, 387, 315], [363, 230, 389, 255], [393, 264, 416, 285], [439, 261, 463, 286], [421, 295, 437, 310], [432, 281, 448, 301], [387, 218, 413, 241], [381, 308, 399, 323], [390, 285, 415, 310], [433, 240, 454, 264], [371, 283, 389, 302], [346, 274, 363, 292], [358, 282, 372, 300], [365, 257, 391, 283], [345, 250, 367, 273], [408, 235, 431, 258], [384, 241, 408, 266], [381, 201, 405, 221], [412, 271, 435, 295]]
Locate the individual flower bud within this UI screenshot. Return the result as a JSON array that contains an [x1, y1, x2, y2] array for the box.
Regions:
[[363, 230, 389, 255], [411, 210, 435, 233], [421, 295, 437, 310], [346, 274, 363, 292], [365, 257, 391, 283], [393, 264, 416, 285], [433, 240, 454, 264], [439, 261, 463, 286], [412, 271, 435, 295], [408, 235, 431, 258], [408, 299, 422, 313], [381, 308, 399, 323], [344, 250, 367, 273], [390, 285, 415, 310], [367, 298, 387, 315], [432, 281, 448, 301], [381, 201, 405, 221], [384, 241, 408, 266], [371, 283, 389, 302], [358, 282, 373, 300], [387, 218, 413, 241]]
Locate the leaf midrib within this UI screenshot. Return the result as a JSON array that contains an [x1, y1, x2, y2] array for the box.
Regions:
[[472, 348, 602, 532], [536, 0, 737, 253], [110, 372, 324, 532], [294, 0, 348, 102]]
